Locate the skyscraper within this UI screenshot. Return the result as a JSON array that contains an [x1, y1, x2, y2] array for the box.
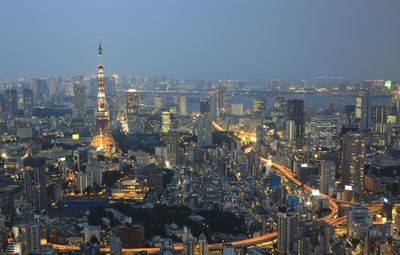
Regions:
[[162, 111, 171, 133], [341, 132, 365, 191], [347, 205, 369, 239], [286, 99, 304, 139], [22, 223, 41, 255], [73, 81, 86, 119], [320, 160, 335, 195], [4, 88, 18, 117], [197, 115, 213, 148], [35, 78, 48, 103], [277, 209, 298, 255], [126, 89, 139, 121], [372, 105, 386, 133], [200, 99, 210, 115], [23, 88, 33, 117], [91, 40, 121, 157], [154, 96, 165, 112], [253, 97, 267, 115], [356, 88, 372, 132], [310, 115, 339, 149], [48, 76, 57, 95], [23, 157, 47, 213], [167, 131, 180, 167], [209, 93, 218, 121], [286, 120, 295, 142], [217, 85, 227, 116], [178, 95, 187, 116]]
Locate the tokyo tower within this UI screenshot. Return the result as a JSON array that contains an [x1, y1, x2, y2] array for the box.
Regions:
[[91, 39, 121, 157]]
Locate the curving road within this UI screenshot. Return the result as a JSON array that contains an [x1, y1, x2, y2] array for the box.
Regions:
[[46, 122, 387, 254]]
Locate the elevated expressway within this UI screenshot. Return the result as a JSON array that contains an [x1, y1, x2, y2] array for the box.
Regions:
[[47, 122, 388, 254]]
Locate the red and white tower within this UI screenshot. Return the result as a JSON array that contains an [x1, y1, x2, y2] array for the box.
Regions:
[[91, 39, 120, 157]]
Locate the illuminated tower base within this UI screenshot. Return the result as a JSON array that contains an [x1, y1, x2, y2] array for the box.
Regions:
[[91, 130, 120, 157]]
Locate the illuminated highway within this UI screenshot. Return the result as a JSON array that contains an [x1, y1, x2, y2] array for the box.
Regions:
[[46, 122, 390, 254]]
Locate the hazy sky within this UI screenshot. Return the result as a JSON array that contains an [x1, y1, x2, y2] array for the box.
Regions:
[[1, 0, 400, 80]]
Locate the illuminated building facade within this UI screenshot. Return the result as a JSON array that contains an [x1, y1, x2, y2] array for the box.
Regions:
[[126, 89, 139, 120], [217, 85, 227, 116], [178, 95, 187, 116], [253, 97, 267, 115], [91, 40, 120, 157], [197, 115, 212, 147], [4, 88, 18, 117], [111, 179, 148, 201], [287, 99, 304, 139], [167, 131, 180, 167], [310, 115, 338, 149], [200, 99, 209, 115], [23, 157, 47, 213], [162, 111, 171, 133], [356, 88, 372, 132], [341, 132, 365, 191], [23, 88, 33, 117], [277, 209, 298, 255], [73, 81, 86, 119]]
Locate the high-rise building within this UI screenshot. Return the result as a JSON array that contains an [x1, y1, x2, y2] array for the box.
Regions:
[[198, 233, 208, 255], [167, 131, 180, 167], [200, 99, 210, 115], [4, 88, 18, 117], [22, 223, 41, 255], [320, 160, 335, 196], [73, 81, 86, 119], [217, 85, 227, 116], [341, 133, 365, 191], [287, 99, 304, 139], [197, 115, 213, 148], [277, 209, 298, 255], [91, 40, 121, 157], [356, 88, 372, 132], [126, 89, 139, 121], [178, 95, 187, 116], [372, 105, 386, 133], [255, 125, 264, 160], [48, 76, 57, 95], [347, 205, 369, 240], [209, 94, 218, 121], [23, 88, 34, 117], [286, 120, 295, 142], [310, 115, 339, 149], [162, 111, 171, 133], [23, 157, 47, 213], [154, 96, 165, 112], [253, 98, 267, 115], [35, 78, 48, 103]]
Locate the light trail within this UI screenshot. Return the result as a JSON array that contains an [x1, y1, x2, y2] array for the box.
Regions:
[[46, 123, 394, 253]]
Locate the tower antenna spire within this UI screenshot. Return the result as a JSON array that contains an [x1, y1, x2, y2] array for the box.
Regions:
[[98, 37, 103, 64]]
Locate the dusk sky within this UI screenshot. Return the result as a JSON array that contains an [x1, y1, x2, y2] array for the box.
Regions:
[[1, 0, 400, 80]]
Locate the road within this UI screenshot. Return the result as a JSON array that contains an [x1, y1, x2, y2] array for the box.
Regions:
[[46, 122, 388, 254]]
